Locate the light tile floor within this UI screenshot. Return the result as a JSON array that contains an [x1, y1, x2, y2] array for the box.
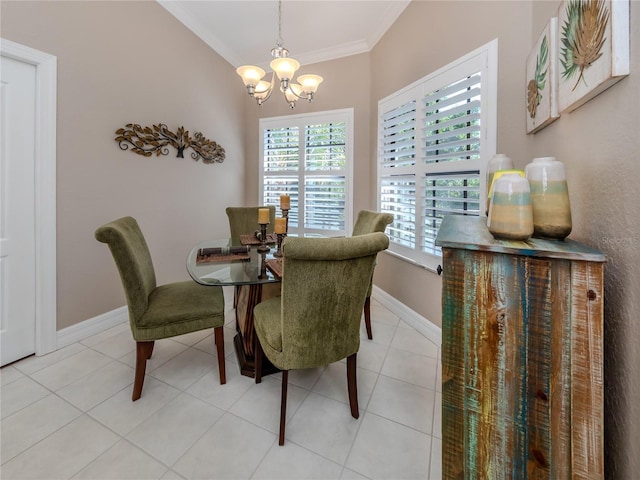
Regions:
[[1, 288, 442, 479]]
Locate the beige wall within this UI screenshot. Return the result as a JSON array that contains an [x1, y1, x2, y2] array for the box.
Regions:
[[1, 1, 246, 329], [3, 0, 638, 474], [371, 0, 640, 476], [242, 52, 373, 216], [529, 2, 639, 478], [371, 1, 534, 325]]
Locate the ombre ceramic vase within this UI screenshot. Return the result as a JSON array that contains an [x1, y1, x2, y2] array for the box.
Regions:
[[486, 154, 514, 215], [525, 157, 572, 240], [487, 172, 533, 241]]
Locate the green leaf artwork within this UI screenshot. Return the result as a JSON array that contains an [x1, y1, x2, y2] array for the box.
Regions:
[[527, 35, 548, 119], [560, 0, 610, 91]]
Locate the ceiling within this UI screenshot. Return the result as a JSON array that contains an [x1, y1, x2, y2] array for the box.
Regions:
[[157, 0, 411, 69]]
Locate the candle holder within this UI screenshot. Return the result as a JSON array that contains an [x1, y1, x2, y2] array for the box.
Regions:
[[281, 208, 289, 234], [274, 233, 285, 257], [258, 251, 268, 279], [257, 223, 270, 253]]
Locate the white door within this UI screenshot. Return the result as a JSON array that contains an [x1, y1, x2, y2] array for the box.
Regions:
[[0, 55, 37, 365]]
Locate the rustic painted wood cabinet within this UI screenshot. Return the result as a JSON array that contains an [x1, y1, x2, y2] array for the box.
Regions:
[[436, 216, 605, 479]]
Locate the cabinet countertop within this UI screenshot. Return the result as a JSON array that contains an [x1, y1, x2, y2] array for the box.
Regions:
[[435, 215, 606, 263]]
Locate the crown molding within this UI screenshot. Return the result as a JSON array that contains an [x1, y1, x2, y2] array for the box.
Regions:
[[157, 0, 243, 67], [158, 0, 410, 68]]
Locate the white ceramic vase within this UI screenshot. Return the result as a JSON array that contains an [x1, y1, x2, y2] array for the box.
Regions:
[[486, 154, 514, 215], [487, 172, 533, 241], [524, 156, 572, 240]]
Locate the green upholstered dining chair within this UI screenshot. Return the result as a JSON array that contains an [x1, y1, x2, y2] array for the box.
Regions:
[[95, 216, 226, 401], [253, 232, 389, 445], [352, 210, 394, 340], [225, 206, 276, 246], [225, 205, 278, 307]]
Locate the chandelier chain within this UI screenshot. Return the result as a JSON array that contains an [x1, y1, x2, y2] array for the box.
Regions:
[[236, 0, 322, 108], [277, 0, 283, 48]]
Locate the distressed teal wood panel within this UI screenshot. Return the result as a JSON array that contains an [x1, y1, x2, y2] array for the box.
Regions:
[[525, 256, 554, 478], [441, 248, 467, 478], [442, 248, 530, 478], [548, 261, 572, 480], [438, 215, 604, 479], [465, 251, 528, 478], [570, 261, 604, 477]]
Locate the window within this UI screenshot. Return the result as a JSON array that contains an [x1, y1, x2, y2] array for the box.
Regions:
[[377, 40, 497, 270], [260, 109, 354, 236]]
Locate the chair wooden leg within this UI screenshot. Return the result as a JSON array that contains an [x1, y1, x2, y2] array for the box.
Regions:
[[347, 353, 359, 419], [133, 341, 154, 401], [254, 331, 264, 384], [279, 370, 289, 445], [214, 326, 226, 385], [364, 296, 373, 340]]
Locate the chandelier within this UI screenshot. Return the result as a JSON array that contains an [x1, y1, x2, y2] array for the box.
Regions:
[[236, 1, 323, 109]]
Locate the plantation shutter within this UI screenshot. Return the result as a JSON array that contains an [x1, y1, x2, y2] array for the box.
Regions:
[[304, 122, 346, 231], [263, 126, 300, 227], [423, 171, 480, 255], [379, 100, 417, 249], [377, 40, 497, 268], [421, 73, 482, 255], [260, 109, 353, 236]]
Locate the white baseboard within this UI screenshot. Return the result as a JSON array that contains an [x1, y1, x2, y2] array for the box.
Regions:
[[371, 286, 442, 347], [56, 306, 128, 349], [53, 289, 440, 353]]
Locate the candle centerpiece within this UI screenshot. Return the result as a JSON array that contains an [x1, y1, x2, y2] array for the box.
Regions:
[[279, 195, 290, 233], [257, 208, 271, 252], [274, 217, 287, 257], [258, 208, 270, 224], [258, 251, 268, 279]]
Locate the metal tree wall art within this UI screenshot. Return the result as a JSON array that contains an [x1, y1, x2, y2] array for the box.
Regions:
[[115, 123, 225, 164], [557, 0, 629, 113]]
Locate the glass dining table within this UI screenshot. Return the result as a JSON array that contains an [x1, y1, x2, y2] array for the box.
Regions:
[[186, 238, 282, 378]]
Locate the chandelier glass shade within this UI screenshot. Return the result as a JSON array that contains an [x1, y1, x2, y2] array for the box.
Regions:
[[236, 1, 323, 108]]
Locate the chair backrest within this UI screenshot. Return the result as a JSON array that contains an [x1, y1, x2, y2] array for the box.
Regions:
[[352, 210, 394, 296], [352, 210, 394, 237], [226, 206, 276, 245], [95, 216, 157, 321], [279, 232, 389, 369]]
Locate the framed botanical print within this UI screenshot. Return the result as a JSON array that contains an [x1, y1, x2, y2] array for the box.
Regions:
[[526, 18, 559, 134], [557, 0, 630, 113]]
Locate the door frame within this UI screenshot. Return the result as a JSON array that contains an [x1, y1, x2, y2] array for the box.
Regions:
[[1, 38, 57, 356]]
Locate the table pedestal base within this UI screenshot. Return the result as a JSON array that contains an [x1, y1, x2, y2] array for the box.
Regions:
[[233, 334, 280, 378], [233, 282, 282, 378]]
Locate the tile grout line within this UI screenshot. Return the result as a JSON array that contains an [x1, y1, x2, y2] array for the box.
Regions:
[[2, 299, 437, 479]]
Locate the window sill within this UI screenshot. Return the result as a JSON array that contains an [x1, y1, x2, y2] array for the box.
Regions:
[[381, 249, 442, 275]]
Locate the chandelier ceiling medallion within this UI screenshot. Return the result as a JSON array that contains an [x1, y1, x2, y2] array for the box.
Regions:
[[236, 0, 323, 109]]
